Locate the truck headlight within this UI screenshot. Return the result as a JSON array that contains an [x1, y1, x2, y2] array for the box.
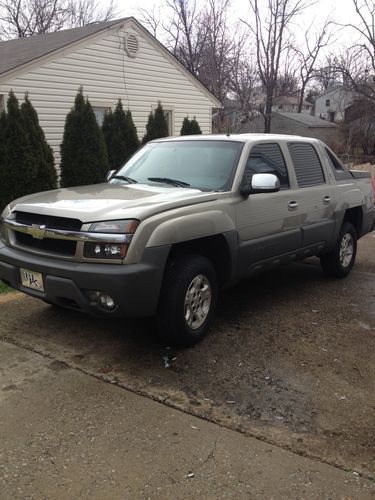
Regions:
[[84, 219, 139, 260]]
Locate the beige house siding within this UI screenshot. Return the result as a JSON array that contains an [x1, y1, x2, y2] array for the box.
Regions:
[[0, 19, 218, 168]]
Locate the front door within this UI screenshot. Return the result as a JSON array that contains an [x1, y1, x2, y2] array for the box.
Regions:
[[235, 142, 303, 275]]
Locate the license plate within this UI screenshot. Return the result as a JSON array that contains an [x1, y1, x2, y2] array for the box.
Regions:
[[20, 268, 44, 292]]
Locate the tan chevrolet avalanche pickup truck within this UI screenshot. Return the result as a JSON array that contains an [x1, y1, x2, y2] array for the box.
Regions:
[[1, 134, 374, 346]]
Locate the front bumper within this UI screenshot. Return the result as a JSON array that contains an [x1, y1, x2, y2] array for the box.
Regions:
[[0, 242, 170, 318]]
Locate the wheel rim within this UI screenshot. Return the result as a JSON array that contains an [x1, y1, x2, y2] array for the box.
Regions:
[[339, 232, 354, 268], [184, 274, 212, 330]]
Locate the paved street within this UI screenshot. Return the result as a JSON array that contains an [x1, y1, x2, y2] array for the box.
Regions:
[[0, 341, 374, 499]]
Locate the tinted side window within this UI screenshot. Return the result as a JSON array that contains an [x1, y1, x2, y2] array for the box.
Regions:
[[245, 143, 290, 188], [288, 142, 325, 187], [325, 148, 352, 180]]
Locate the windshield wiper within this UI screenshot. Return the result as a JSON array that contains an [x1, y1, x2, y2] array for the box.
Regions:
[[111, 175, 137, 184], [148, 177, 190, 187]]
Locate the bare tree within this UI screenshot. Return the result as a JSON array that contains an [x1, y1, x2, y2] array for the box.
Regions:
[[0, 0, 65, 37], [138, 0, 210, 78], [274, 53, 299, 97], [229, 41, 262, 123], [341, 98, 375, 154], [0, 0, 118, 39], [139, 0, 237, 116], [242, 0, 309, 132], [292, 19, 332, 112], [137, 5, 162, 38], [274, 72, 298, 96], [347, 0, 375, 75], [332, 0, 375, 102], [197, 0, 237, 104], [66, 0, 117, 28], [312, 57, 338, 93], [274, 47, 299, 97], [163, 0, 208, 77]]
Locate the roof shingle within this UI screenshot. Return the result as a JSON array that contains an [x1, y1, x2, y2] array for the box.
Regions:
[[276, 112, 337, 128], [0, 18, 127, 76]]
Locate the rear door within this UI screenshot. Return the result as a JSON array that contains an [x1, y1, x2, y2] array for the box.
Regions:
[[286, 141, 334, 249]]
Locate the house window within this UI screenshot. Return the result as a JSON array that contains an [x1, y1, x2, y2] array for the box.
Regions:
[[0, 95, 4, 113], [92, 106, 110, 126], [278, 104, 283, 110], [325, 99, 330, 107]]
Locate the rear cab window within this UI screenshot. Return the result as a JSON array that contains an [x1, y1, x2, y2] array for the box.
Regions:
[[287, 142, 326, 187], [244, 143, 290, 189], [324, 148, 353, 180]]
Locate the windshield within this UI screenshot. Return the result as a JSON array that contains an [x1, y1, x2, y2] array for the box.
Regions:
[[111, 140, 244, 191]]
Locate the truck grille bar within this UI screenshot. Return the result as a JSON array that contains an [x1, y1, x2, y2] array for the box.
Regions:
[[4, 219, 132, 244]]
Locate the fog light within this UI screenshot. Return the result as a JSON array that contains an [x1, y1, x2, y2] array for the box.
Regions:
[[86, 290, 116, 310], [99, 294, 115, 310]]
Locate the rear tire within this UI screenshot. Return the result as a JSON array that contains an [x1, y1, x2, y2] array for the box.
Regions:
[[156, 255, 218, 347], [320, 222, 357, 278]]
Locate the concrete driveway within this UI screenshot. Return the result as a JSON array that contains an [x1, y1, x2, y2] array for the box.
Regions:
[[0, 233, 374, 497]]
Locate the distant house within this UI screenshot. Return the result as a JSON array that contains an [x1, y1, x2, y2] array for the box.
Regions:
[[314, 86, 354, 123], [239, 111, 337, 143], [272, 96, 313, 114], [0, 18, 221, 168]]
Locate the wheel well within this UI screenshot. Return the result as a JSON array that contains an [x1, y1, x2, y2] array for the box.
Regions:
[[167, 234, 232, 287], [343, 207, 363, 237]]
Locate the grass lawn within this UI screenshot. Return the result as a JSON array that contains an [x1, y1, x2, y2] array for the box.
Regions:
[[0, 281, 13, 294]]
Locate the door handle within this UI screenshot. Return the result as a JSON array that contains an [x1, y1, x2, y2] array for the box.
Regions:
[[288, 201, 298, 211], [323, 195, 331, 205]]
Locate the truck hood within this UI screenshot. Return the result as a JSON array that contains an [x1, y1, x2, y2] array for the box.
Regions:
[[10, 183, 220, 223]]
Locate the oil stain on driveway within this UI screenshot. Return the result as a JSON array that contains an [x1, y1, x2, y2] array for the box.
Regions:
[[0, 234, 374, 478]]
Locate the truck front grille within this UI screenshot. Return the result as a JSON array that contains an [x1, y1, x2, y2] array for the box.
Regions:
[[15, 212, 82, 231], [14, 211, 82, 256]]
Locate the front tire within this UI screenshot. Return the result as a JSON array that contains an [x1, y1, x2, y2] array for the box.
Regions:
[[156, 255, 218, 347], [320, 222, 357, 278]]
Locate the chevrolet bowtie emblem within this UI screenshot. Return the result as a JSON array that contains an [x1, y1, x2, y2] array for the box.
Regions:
[[30, 224, 46, 240]]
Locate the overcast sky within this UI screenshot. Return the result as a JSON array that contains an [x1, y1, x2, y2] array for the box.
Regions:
[[120, 0, 358, 28], [114, 0, 358, 58], [111, 0, 358, 64], [116, 0, 361, 55]]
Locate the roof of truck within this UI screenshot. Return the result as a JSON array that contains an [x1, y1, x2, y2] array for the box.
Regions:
[[154, 133, 321, 144]]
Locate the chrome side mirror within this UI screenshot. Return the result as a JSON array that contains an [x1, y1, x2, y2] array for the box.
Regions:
[[240, 173, 280, 196], [251, 173, 280, 192], [105, 170, 116, 182]]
